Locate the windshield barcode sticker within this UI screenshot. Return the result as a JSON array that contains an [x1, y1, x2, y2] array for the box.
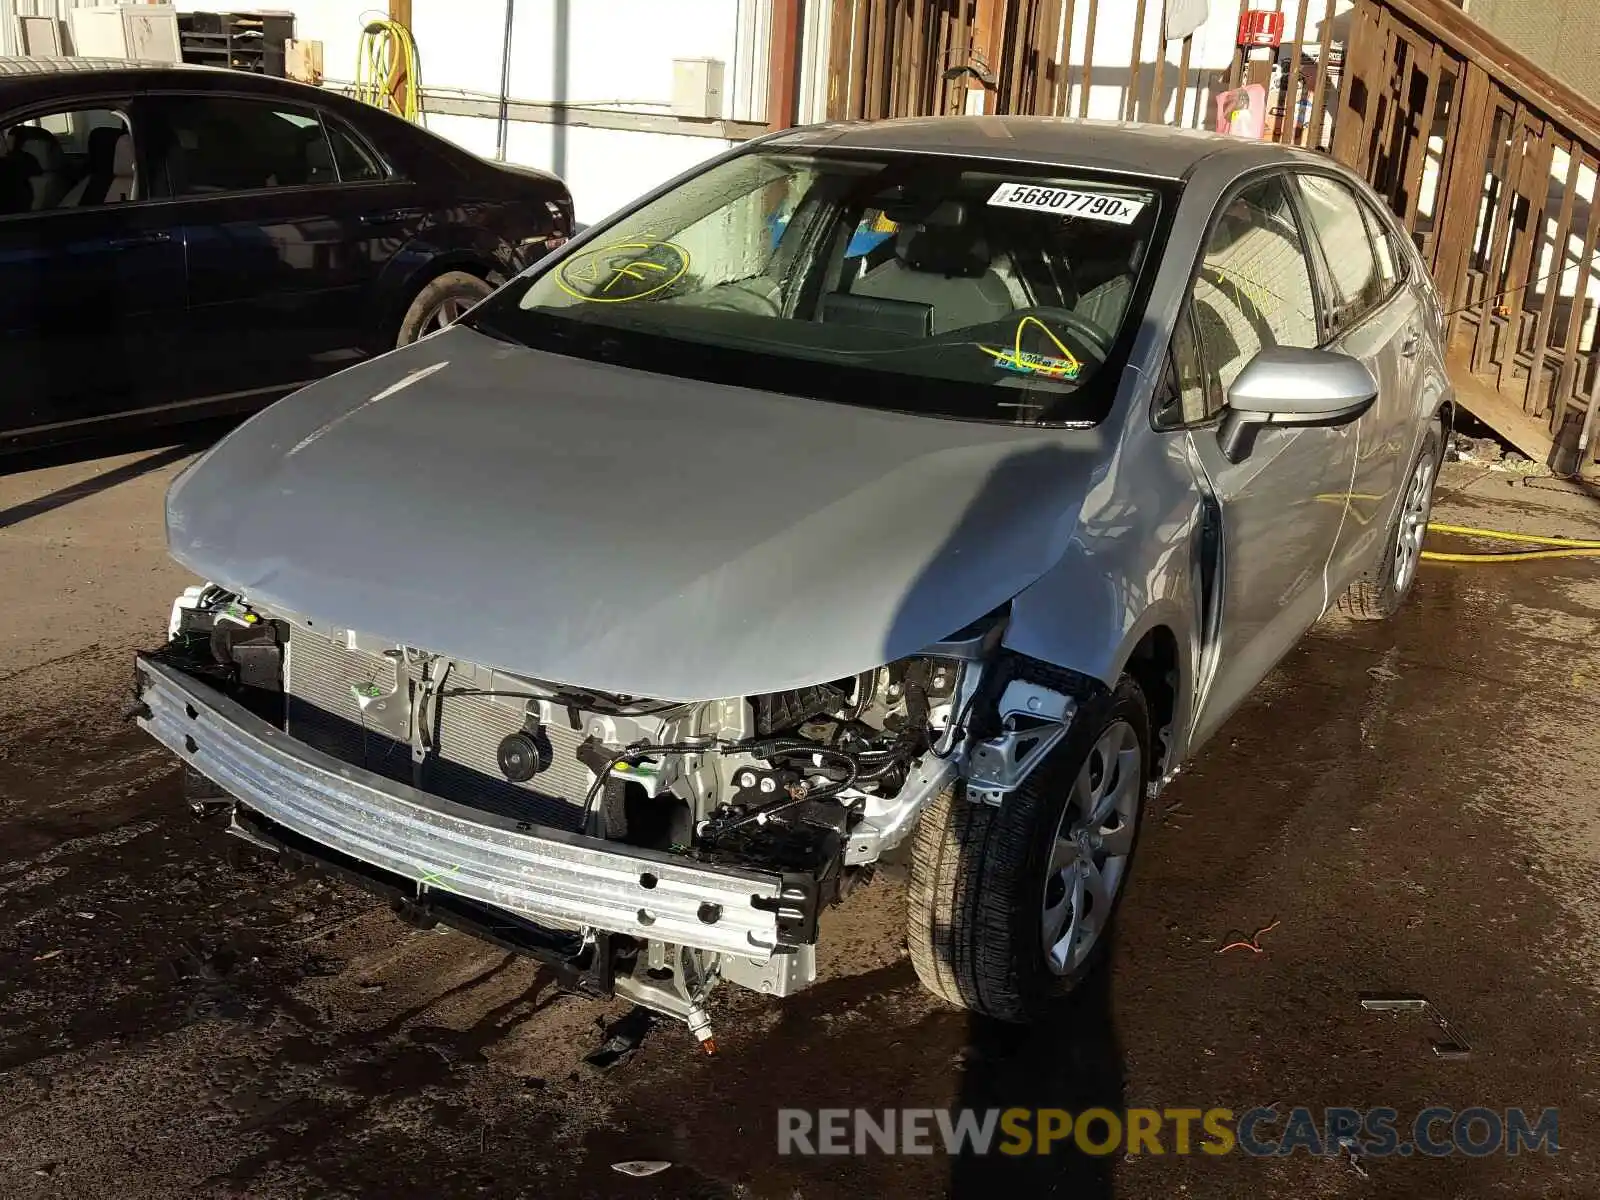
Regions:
[[987, 183, 1147, 225]]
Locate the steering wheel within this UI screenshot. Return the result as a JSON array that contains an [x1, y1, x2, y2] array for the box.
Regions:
[[1024, 306, 1115, 359]]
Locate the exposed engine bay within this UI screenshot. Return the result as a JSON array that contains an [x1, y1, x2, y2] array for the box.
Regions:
[[140, 584, 1080, 1047]]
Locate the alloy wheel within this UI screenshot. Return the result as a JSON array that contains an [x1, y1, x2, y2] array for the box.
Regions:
[[422, 296, 470, 336], [1393, 452, 1436, 593], [1041, 719, 1142, 976]]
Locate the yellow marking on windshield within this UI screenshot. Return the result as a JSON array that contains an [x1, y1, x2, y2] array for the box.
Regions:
[[978, 315, 1083, 379], [556, 239, 691, 303]]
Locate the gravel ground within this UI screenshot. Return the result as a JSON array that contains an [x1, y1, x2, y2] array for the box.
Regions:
[[1, 440, 1597, 1199]]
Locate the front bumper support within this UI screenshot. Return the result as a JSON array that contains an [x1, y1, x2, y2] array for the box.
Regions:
[[134, 655, 791, 959]]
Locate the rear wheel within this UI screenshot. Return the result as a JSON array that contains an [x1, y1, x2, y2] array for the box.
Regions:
[[396, 271, 493, 347], [1335, 419, 1442, 621], [907, 674, 1149, 1022]]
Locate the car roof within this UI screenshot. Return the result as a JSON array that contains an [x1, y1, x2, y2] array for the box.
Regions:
[[0, 57, 315, 103], [768, 115, 1304, 181]]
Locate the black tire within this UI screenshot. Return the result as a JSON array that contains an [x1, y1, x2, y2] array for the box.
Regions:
[[907, 673, 1150, 1022], [1335, 419, 1443, 621], [396, 270, 493, 347]]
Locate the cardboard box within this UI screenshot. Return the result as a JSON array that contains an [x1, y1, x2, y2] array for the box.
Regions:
[[285, 38, 323, 85]]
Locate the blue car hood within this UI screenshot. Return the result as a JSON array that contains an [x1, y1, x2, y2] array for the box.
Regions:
[[166, 325, 1102, 702]]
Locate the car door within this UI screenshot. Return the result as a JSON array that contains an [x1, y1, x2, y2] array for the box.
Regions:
[[0, 98, 186, 440], [145, 92, 427, 401], [1290, 170, 1419, 585], [1177, 172, 1360, 748]]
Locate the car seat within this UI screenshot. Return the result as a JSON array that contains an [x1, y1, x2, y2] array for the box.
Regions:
[[59, 126, 135, 207], [852, 200, 1015, 335], [6, 126, 68, 210], [0, 152, 30, 216], [303, 126, 337, 185]]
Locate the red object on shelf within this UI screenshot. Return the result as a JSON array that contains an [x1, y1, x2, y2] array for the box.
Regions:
[[1238, 8, 1285, 48]]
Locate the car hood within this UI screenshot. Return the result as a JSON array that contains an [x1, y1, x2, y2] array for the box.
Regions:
[[167, 326, 1104, 701]]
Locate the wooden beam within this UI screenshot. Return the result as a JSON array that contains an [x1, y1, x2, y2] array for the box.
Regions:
[[1383, 0, 1600, 151], [386, 0, 412, 117], [1447, 349, 1599, 474], [971, 0, 1009, 115], [1432, 63, 1494, 336], [1306, 0, 1337, 149], [1077, 0, 1097, 118], [766, 0, 804, 130], [1526, 143, 1584, 420], [1330, 0, 1376, 167], [825, 0, 855, 120]]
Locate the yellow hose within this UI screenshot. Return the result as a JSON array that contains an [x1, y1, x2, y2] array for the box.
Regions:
[[354, 18, 421, 122], [1422, 522, 1600, 563]]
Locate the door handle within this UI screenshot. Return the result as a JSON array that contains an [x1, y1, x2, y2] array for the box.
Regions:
[[1399, 329, 1421, 358], [106, 230, 172, 250], [357, 209, 417, 227]]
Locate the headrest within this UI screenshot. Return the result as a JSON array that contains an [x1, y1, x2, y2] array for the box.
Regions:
[[111, 132, 135, 176], [897, 226, 992, 278], [10, 126, 62, 170], [87, 125, 124, 167], [885, 197, 991, 277], [912, 199, 969, 228]]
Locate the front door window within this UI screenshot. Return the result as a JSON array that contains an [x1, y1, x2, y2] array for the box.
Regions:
[[1191, 175, 1320, 393]]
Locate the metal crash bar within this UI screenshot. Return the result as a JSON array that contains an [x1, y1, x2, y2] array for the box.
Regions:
[[134, 655, 793, 960]]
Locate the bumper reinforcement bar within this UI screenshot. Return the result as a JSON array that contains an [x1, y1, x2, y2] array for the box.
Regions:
[[135, 655, 791, 959]]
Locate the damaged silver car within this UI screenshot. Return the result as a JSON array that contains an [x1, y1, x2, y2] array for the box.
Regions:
[[134, 118, 1451, 1041]]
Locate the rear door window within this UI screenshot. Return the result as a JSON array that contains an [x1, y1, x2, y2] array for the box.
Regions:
[[155, 96, 348, 195], [1294, 173, 1388, 336], [1, 106, 137, 215], [325, 116, 387, 183], [1362, 202, 1408, 292]]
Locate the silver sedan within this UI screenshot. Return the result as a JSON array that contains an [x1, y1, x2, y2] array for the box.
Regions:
[[138, 116, 1451, 1037]]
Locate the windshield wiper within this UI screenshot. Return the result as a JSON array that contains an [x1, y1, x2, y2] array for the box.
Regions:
[[460, 316, 525, 347]]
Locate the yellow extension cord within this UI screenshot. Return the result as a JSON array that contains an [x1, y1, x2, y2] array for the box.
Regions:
[[1423, 522, 1600, 563], [353, 18, 421, 122]]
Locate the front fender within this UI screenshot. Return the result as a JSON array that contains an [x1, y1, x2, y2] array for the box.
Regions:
[[1000, 416, 1202, 761]]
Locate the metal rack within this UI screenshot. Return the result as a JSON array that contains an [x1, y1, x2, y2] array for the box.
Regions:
[[177, 10, 294, 77]]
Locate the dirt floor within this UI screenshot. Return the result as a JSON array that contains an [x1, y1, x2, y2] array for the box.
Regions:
[[1, 436, 1598, 1199]]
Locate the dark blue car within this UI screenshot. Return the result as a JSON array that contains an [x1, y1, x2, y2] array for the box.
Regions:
[[0, 57, 573, 452]]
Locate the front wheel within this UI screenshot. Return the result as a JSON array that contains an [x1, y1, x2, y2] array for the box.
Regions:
[[396, 271, 494, 347], [1335, 419, 1443, 621], [907, 674, 1150, 1022]]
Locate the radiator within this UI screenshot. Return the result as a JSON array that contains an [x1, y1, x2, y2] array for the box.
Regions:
[[283, 625, 591, 831]]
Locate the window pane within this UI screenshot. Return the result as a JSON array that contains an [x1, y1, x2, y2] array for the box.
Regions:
[[327, 118, 385, 183], [1362, 202, 1404, 288], [492, 151, 1166, 423], [1156, 309, 1212, 428], [162, 97, 333, 194], [2, 108, 134, 214], [1192, 176, 1319, 392], [1297, 174, 1385, 327]]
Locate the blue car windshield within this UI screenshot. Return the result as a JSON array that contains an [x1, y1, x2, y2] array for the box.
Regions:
[[470, 150, 1175, 425]]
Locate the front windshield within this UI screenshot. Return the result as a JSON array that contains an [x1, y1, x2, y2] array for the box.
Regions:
[[470, 150, 1172, 424]]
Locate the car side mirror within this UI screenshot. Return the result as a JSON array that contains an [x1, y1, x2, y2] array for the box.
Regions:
[[1217, 347, 1379, 463]]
